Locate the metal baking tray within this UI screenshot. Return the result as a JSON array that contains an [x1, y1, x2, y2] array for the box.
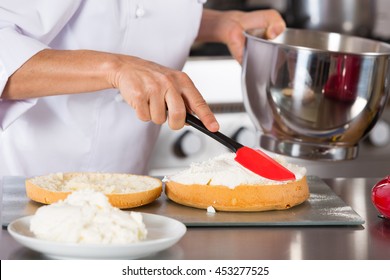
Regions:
[[1, 176, 364, 227]]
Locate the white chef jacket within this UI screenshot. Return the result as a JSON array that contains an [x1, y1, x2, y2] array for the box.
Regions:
[[0, 0, 205, 177]]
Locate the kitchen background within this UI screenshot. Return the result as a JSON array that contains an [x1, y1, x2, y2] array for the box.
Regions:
[[147, 0, 390, 178]]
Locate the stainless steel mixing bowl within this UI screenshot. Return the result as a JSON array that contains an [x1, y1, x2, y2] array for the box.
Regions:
[[242, 28, 390, 160]]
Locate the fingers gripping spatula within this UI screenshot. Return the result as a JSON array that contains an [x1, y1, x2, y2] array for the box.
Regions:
[[185, 113, 296, 181]]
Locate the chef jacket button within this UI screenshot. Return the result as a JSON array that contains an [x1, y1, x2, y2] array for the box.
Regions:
[[115, 94, 124, 103], [198, 0, 207, 3], [135, 6, 145, 18]]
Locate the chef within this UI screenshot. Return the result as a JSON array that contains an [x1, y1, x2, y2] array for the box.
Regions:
[[0, 0, 285, 177]]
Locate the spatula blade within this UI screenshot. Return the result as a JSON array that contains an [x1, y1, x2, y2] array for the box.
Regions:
[[235, 146, 296, 181]]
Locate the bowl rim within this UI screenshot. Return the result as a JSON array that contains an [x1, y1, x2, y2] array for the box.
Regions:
[[244, 28, 390, 57]]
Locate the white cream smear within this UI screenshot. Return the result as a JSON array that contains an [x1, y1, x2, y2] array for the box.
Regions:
[[166, 152, 306, 188], [30, 173, 158, 194], [30, 190, 147, 244]]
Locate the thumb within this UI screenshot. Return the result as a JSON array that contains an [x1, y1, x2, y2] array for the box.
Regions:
[[265, 22, 285, 39]]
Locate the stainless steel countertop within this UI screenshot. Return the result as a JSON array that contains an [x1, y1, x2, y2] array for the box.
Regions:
[[1, 177, 390, 260]]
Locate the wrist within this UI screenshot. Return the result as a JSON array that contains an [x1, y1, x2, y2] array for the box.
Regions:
[[197, 9, 243, 44], [99, 53, 124, 89]]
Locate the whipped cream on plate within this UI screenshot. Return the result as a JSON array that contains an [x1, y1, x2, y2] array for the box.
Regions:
[[166, 152, 306, 188], [30, 190, 147, 244]]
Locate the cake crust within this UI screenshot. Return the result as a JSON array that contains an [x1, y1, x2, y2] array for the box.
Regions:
[[165, 176, 309, 211]]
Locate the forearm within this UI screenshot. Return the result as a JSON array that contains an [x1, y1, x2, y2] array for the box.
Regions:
[[2, 49, 118, 99], [1, 48, 219, 132]]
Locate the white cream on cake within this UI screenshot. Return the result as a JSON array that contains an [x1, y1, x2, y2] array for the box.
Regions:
[[30, 190, 147, 244], [166, 153, 306, 188], [29, 172, 158, 193]]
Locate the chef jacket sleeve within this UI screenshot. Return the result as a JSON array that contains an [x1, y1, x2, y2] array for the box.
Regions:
[[0, 0, 82, 130]]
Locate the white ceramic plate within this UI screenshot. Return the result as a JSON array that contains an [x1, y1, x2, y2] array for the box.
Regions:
[[7, 213, 186, 259]]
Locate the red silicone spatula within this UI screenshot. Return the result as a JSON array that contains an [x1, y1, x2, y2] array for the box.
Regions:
[[185, 113, 296, 181]]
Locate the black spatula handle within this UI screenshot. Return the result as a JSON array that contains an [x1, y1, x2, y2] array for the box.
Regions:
[[185, 113, 243, 153]]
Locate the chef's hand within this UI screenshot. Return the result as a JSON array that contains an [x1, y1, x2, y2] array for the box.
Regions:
[[197, 9, 286, 63], [111, 55, 219, 131]]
